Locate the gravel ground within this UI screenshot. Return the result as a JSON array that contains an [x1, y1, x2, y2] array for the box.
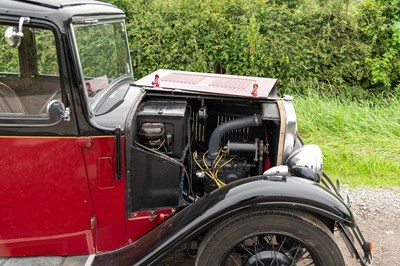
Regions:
[[159, 187, 400, 266], [343, 187, 400, 266]]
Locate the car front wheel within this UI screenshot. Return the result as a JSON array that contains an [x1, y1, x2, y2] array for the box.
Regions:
[[195, 209, 345, 266]]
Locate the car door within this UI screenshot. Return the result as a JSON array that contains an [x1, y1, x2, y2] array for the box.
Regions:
[[0, 21, 95, 256]]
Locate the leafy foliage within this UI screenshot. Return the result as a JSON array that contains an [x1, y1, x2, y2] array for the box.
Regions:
[[0, 26, 20, 73], [0, 26, 59, 75], [35, 29, 59, 75], [0, 0, 398, 99], [74, 22, 130, 79], [360, 0, 400, 95], [104, 0, 398, 99]]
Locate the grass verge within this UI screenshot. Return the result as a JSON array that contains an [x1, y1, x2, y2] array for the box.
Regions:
[[294, 94, 400, 187]]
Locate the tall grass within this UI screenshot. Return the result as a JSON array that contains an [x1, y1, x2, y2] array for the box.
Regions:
[[294, 94, 400, 187]]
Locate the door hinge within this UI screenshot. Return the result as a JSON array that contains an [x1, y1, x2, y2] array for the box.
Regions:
[[76, 136, 93, 149], [90, 216, 97, 230]]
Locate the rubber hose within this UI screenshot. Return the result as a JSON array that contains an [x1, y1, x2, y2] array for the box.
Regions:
[[207, 114, 262, 159]]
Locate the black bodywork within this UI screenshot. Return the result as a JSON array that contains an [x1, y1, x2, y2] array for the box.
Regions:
[[0, 0, 128, 136], [94, 175, 353, 265], [1, 1, 372, 265], [121, 89, 371, 265]]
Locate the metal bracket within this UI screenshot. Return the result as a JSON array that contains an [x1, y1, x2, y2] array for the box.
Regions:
[[63, 107, 71, 122]]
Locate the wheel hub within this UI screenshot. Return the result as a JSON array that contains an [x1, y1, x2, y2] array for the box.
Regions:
[[245, 250, 292, 266]]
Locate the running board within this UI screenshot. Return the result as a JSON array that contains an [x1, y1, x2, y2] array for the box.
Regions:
[[0, 255, 94, 266]]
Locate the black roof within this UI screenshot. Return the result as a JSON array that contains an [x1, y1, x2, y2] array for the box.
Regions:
[[12, 0, 112, 9], [0, 0, 124, 30]]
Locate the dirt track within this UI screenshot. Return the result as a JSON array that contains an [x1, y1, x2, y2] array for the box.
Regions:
[[159, 187, 400, 266], [343, 187, 400, 265]]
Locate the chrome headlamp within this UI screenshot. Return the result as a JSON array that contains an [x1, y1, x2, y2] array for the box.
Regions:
[[286, 144, 323, 182]]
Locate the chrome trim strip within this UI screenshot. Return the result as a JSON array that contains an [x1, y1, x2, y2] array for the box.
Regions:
[[275, 99, 286, 165], [281, 95, 297, 163]]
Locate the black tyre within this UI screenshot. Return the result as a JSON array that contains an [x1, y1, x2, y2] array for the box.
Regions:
[[195, 209, 344, 266]]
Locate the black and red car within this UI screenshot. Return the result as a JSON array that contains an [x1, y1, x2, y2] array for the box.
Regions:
[[0, 1, 372, 265]]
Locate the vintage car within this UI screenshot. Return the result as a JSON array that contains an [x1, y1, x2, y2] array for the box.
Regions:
[[0, 0, 372, 265]]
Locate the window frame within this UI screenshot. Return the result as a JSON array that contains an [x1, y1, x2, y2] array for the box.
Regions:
[[70, 17, 133, 118], [0, 18, 68, 127]]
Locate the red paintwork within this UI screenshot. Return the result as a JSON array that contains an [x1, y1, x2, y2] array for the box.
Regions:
[[126, 209, 175, 244], [80, 136, 127, 252], [97, 157, 115, 188], [151, 74, 160, 87], [0, 135, 172, 256], [0, 136, 94, 256], [251, 83, 258, 97]]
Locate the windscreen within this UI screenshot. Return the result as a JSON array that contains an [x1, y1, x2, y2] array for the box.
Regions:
[[72, 20, 132, 104]]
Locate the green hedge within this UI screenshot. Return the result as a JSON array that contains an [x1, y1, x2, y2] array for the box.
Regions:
[[360, 0, 400, 96], [104, 0, 400, 100], [1, 0, 397, 99]]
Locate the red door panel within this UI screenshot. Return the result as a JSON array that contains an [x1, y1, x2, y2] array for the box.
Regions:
[[0, 136, 95, 256]]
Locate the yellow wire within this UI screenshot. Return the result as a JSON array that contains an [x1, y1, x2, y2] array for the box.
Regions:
[[203, 152, 224, 187], [213, 148, 223, 168], [211, 150, 231, 186], [210, 152, 227, 187], [214, 151, 225, 168], [209, 151, 227, 187], [193, 151, 204, 170], [220, 157, 234, 168], [202, 151, 211, 173], [193, 151, 224, 187], [212, 152, 226, 186], [202, 151, 225, 187], [215, 157, 234, 179]]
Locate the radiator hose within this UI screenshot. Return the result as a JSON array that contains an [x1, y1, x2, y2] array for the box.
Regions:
[[207, 114, 262, 159]]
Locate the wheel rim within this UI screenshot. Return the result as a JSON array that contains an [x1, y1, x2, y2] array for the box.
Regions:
[[221, 232, 321, 266]]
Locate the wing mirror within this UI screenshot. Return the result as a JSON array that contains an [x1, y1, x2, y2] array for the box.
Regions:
[[4, 17, 30, 48]]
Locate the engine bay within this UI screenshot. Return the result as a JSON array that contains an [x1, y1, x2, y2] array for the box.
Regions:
[[128, 95, 281, 211]]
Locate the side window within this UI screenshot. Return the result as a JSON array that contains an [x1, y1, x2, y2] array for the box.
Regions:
[[37, 29, 59, 76], [0, 33, 19, 73], [0, 24, 61, 116]]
